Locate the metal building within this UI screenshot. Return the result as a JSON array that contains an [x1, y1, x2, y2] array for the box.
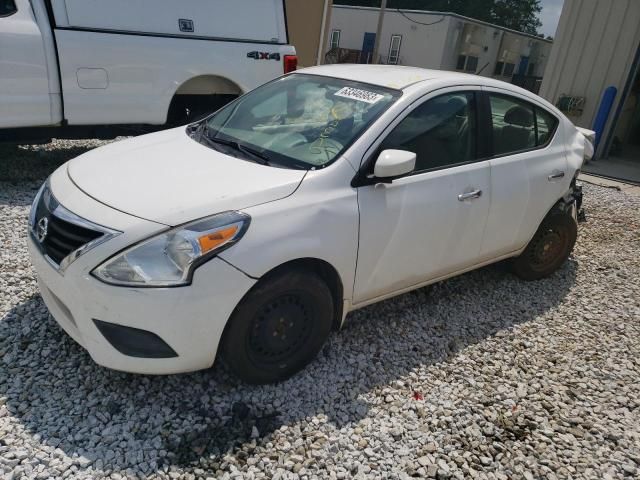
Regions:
[[327, 5, 553, 91], [285, 0, 334, 68], [540, 0, 640, 183]]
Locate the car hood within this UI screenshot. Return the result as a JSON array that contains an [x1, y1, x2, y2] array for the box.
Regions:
[[67, 128, 307, 226]]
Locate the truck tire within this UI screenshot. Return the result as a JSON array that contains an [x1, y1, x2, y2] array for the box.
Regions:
[[512, 208, 578, 281], [221, 268, 333, 384]]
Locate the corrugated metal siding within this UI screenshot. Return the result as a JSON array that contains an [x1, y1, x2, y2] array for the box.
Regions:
[[540, 0, 640, 154]]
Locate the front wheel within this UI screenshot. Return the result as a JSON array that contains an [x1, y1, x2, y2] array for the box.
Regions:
[[221, 269, 333, 384], [512, 208, 578, 281]]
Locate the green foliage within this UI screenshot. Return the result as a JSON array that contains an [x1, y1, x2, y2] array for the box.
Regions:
[[333, 0, 543, 35]]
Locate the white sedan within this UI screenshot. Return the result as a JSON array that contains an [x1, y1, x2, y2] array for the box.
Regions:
[[28, 65, 594, 383]]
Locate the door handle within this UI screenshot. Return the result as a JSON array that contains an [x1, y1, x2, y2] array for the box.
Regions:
[[458, 189, 482, 201], [548, 171, 565, 181]]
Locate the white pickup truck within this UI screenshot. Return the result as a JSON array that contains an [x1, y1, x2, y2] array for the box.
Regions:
[[0, 0, 297, 141]]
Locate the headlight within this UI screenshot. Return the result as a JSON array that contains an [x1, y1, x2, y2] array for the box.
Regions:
[[93, 211, 250, 287]]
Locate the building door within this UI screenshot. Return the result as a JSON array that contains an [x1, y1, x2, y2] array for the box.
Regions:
[[584, 44, 640, 185], [361, 32, 376, 64], [518, 56, 530, 76]]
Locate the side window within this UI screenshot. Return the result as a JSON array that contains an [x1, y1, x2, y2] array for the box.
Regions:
[[503, 63, 515, 77], [489, 94, 536, 156], [465, 56, 479, 72], [457, 55, 478, 72], [381, 92, 477, 172], [535, 107, 558, 146], [0, 0, 17, 16]]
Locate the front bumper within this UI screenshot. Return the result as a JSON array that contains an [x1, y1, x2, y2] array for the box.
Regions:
[[28, 168, 256, 374]]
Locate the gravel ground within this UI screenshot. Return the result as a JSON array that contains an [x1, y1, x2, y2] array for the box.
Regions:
[[1, 139, 639, 480]]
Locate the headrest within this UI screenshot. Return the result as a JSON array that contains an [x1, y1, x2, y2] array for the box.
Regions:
[[504, 106, 533, 127], [446, 97, 467, 114], [429, 97, 466, 121]]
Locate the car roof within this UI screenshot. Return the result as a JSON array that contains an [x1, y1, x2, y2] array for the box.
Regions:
[[298, 64, 513, 91]]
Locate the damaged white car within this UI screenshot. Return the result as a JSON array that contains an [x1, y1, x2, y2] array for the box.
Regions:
[[28, 65, 594, 383]]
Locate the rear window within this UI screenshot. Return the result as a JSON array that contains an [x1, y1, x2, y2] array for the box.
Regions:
[[0, 0, 17, 16], [535, 107, 559, 146], [490, 95, 536, 156], [489, 93, 559, 157]]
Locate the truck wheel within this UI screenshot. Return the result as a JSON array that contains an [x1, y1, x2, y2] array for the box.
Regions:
[[512, 209, 578, 281], [221, 268, 333, 384]]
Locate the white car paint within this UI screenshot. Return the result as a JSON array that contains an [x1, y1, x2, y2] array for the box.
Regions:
[[0, 0, 294, 129], [53, 30, 293, 126], [67, 128, 307, 226], [0, 0, 56, 128], [28, 65, 592, 375], [480, 85, 570, 259]]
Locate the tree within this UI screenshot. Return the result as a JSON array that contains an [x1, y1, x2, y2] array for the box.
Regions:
[[489, 0, 542, 34], [334, 0, 543, 35]]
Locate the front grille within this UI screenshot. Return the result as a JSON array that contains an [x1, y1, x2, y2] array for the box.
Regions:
[[42, 215, 103, 265], [31, 184, 106, 267]]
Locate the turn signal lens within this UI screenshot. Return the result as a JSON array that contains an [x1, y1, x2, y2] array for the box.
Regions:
[[198, 225, 239, 254]]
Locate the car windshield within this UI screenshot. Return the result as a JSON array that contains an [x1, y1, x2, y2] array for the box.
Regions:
[[199, 74, 400, 169]]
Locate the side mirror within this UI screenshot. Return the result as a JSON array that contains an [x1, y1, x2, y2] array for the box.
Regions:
[[374, 149, 416, 179]]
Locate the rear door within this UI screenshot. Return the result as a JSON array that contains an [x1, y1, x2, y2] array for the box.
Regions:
[[354, 88, 492, 304], [479, 88, 567, 258]]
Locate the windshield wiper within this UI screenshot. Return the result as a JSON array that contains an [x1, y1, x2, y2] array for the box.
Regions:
[[204, 134, 272, 166]]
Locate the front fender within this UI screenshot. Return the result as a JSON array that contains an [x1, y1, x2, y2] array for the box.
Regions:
[[218, 160, 360, 301]]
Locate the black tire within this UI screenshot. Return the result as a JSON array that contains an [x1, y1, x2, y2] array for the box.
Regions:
[[512, 208, 578, 281], [221, 269, 334, 384]]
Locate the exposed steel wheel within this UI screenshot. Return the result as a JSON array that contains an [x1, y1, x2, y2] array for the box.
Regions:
[[512, 208, 578, 281], [221, 268, 333, 384]]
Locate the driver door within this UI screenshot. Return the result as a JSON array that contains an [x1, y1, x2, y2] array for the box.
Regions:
[[0, 0, 55, 128], [353, 89, 491, 304]]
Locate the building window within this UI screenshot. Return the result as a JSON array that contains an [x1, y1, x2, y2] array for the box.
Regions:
[[388, 35, 402, 65], [503, 62, 516, 77], [457, 55, 479, 73], [465, 56, 479, 72], [456, 55, 467, 71], [494, 62, 504, 75], [527, 62, 536, 76], [330, 30, 340, 50], [0, 0, 17, 16]]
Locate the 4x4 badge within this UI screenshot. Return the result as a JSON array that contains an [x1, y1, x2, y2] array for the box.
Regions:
[[247, 51, 281, 61], [36, 217, 48, 243]]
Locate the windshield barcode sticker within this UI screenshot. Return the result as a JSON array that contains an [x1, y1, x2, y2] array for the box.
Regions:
[[334, 87, 384, 104]]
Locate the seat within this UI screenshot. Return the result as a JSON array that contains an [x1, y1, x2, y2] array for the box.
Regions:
[[496, 105, 535, 154]]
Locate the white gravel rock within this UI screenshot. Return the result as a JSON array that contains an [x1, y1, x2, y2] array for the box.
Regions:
[[1, 139, 639, 479]]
